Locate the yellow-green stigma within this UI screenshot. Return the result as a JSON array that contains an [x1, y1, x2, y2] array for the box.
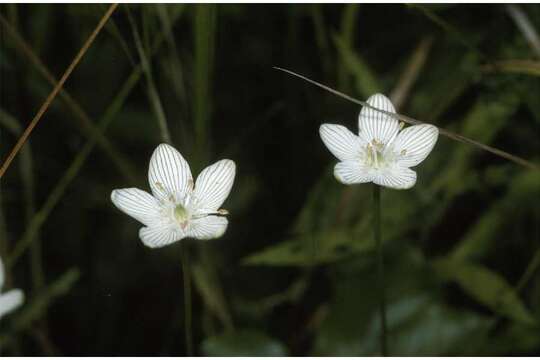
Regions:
[[365, 141, 386, 169], [174, 204, 190, 229]]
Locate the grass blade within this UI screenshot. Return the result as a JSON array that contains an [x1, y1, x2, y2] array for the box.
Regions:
[[7, 67, 141, 268], [274, 67, 539, 171], [0, 4, 119, 178], [193, 4, 217, 165], [0, 13, 137, 182], [126, 5, 172, 144]]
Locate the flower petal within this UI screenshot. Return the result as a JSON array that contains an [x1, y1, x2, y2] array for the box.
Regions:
[[148, 143, 193, 203], [193, 160, 236, 211], [319, 124, 365, 162], [358, 93, 399, 145], [392, 124, 439, 167], [139, 223, 182, 248], [373, 166, 417, 190], [188, 216, 228, 240], [0, 289, 24, 319], [111, 188, 161, 227], [334, 161, 373, 185]]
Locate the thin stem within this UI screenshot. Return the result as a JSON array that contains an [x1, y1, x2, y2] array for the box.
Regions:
[[181, 241, 194, 356], [373, 184, 387, 356], [0, 13, 138, 183], [273, 66, 540, 171], [7, 68, 142, 268], [126, 5, 172, 145]]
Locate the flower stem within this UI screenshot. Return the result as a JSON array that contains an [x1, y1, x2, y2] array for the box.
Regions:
[[181, 241, 193, 356], [373, 184, 388, 356]]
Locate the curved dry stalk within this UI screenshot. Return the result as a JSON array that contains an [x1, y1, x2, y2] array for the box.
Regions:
[[0, 3, 119, 178], [0, 12, 137, 183], [274, 67, 539, 171]]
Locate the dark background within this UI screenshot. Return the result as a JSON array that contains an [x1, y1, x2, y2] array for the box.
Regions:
[[0, 3, 539, 356]]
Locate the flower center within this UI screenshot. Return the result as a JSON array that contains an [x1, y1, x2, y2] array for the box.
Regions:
[[174, 204, 190, 229], [365, 140, 387, 169]]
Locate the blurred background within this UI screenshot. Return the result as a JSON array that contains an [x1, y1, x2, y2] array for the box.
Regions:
[[0, 3, 539, 356]]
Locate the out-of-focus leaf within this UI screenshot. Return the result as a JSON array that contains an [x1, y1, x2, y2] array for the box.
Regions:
[[233, 276, 308, 318], [482, 60, 540, 77], [314, 246, 441, 356], [191, 260, 233, 330], [451, 170, 540, 260], [434, 257, 536, 325], [192, 4, 217, 165], [201, 329, 288, 356], [358, 296, 489, 356], [242, 229, 374, 267], [333, 34, 381, 97], [430, 95, 519, 197], [482, 322, 540, 355], [0, 269, 79, 346]]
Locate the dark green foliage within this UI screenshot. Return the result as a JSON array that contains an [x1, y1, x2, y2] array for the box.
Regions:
[[0, 3, 539, 355]]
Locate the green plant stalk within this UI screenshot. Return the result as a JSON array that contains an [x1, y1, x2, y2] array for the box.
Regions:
[[191, 3, 235, 335], [126, 6, 172, 145], [7, 68, 142, 268], [0, 13, 138, 183], [193, 4, 217, 166], [181, 242, 193, 356], [373, 184, 387, 356], [5, 9, 184, 269]]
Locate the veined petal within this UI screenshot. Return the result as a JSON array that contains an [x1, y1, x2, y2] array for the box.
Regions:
[[392, 124, 439, 167], [334, 161, 373, 185], [358, 94, 399, 145], [373, 166, 416, 190], [193, 160, 236, 211], [319, 124, 365, 162], [0, 289, 24, 319], [148, 143, 193, 203], [139, 223, 182, 248], [188, 216, 228, 240], [111, 188, 161, 227]]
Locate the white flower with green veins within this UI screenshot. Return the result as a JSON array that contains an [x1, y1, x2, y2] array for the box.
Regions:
[[320, 93, 439, 190], [0, 256, 24, 321], [111, 143, 236, 248]]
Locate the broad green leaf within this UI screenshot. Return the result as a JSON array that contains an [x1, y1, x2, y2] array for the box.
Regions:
[[201, 329, 288, 356], [242, 229, 374, 267], [434, 258, 536, 325], [358, 296, 489, 356], [314, 247, 487, 356]]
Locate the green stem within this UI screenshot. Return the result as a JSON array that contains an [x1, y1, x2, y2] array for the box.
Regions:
[[373, 184, 387, 356], [181, 241, 193, 356]]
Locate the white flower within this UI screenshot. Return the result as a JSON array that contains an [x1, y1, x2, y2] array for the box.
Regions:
[[0, 256, 24, 321], [111, 143, 236, 248], [320, 93, 439, 190]]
